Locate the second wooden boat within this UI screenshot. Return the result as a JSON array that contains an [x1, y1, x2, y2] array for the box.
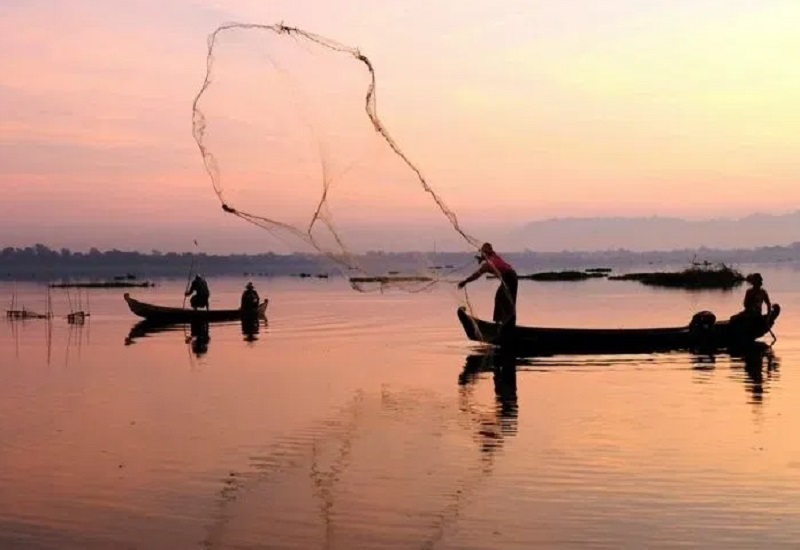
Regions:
[[124, 293, 268, 323]]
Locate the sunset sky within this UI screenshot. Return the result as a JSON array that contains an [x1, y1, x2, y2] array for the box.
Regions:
[[2, 0, 800, 253]]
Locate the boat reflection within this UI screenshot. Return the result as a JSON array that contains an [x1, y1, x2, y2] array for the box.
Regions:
[[125, 319, 213, 356], [691, 352, 717, 371], [126, 320, 181, 344], [730, 342, 779, 405], [125, 316, 269, 354], [691, 343, 780, 404]]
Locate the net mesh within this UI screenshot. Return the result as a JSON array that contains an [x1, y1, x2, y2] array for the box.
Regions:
[[191, 23, 482, 292]]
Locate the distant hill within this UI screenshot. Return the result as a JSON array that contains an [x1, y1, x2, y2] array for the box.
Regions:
[[512, 212, 800, 252]]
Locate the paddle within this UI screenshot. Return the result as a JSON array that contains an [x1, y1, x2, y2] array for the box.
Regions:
[[182, 239, 199, 310]]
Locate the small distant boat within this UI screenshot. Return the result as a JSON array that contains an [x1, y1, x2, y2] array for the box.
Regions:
[[124, 293, 268, 323], [457, 304, 780, 356]]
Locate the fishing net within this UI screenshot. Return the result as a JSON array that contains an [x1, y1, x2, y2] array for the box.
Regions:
[[191, 23, 482, 293]]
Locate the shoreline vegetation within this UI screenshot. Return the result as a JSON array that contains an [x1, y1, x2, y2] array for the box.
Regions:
[[490, 263, 744, 289], [609, 263, 745, 290], [0, 243, 797, 281], [519, 270, 609, 281], [48, 281, 156, 289]]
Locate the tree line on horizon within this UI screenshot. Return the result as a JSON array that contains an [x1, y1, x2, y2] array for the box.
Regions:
[[1, 243, 799, 281]]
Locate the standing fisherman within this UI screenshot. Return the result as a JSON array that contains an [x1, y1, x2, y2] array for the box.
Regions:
[[458, 243, 518, 336], [240, 282, 260, 312]]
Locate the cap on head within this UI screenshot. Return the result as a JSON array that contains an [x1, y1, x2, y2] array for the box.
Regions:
[[246, 281, 254, 289]]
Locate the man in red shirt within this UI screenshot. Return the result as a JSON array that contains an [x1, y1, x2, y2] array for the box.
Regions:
[[458, 243, 518, 332]]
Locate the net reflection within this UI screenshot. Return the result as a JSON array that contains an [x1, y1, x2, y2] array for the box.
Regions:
[[201, 370, 522, 549]]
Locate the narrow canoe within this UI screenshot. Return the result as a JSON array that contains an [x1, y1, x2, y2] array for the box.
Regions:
[[124, 293, 268, 323], [457, 304, 780, 355]]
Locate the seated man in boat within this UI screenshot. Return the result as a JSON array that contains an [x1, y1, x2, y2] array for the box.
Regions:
[[457, 243, 518, 335], [185, 274, 210, 310], [729, 272, 773, 335], [742, 273, 771, 317], [240, 282, 260, 312]]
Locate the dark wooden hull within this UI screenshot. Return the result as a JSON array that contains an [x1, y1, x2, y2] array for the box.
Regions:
[[457, 305, 780, 356], [124, 293, 268, 323]]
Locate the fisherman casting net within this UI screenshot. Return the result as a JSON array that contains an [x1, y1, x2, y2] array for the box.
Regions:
[[191, 23, 482, 292]]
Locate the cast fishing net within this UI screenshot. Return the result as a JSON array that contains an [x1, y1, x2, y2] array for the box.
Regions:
[[191, 23, 482, 292]]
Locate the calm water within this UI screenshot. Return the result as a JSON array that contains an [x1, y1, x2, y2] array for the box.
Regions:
[[2, 268, 800, 549]]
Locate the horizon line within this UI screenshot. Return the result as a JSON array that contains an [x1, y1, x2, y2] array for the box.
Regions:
[[4, 242, 800, 257]]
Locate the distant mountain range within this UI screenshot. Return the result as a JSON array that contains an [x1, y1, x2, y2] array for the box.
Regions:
[[510, 211, 800, 252], [4, 212, 800, 255]]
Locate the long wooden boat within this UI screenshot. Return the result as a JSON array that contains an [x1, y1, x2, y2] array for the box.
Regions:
[[124, 293, 268, 323], [457, 304, 780, 355]]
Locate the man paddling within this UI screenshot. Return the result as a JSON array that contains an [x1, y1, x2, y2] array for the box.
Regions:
[[458, 243, 518, 337]]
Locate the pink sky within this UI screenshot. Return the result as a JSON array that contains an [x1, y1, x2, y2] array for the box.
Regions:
[[2, 0, 799, 252]]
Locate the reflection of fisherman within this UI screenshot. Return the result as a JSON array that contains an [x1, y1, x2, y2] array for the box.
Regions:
[[459, 353, 519, 451], [240, 281, 260, 312], [458, 243, 518, 329], [190, 321, 210, 356], [185, 275, 210, 310], [241, 315, 260, 342]]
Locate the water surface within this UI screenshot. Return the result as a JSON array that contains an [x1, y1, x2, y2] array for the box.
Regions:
[[1, 269, 799, 548]]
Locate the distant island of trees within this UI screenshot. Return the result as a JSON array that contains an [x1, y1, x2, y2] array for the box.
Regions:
[[1, 243, 799, 281]]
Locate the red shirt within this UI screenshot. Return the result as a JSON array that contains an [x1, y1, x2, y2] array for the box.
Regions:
[[485, 252, 514, 275]]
